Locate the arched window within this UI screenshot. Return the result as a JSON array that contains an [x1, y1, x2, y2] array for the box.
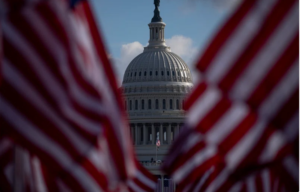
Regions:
[[161, 71, 164, 76], [167, 71, 170, 76], [163, 99, 166, 110], [150, 71, 152, 76], [139, 72, 141, 76], [130, 100, 132, 110], [125, 101, 127, 110], [176, 99, 179, 109], [144, 71, 147, 76], [155, 99, 159, 109], [170, 99, 173, 109], [148, 99, 152, 109], [142, 100, 144, 110], [135, 100, 138, 110], [156, 71, 158, 76]]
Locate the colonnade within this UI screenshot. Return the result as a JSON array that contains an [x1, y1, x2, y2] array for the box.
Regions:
[[130, 123, 183, 145]]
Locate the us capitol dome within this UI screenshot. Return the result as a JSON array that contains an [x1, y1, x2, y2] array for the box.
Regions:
[[122, 1, 193, 190]]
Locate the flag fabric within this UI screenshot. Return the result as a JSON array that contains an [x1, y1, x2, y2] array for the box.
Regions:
[[162, 0, 298, 191], [156, 140, 161, 147], [0, 0, 156, 191]]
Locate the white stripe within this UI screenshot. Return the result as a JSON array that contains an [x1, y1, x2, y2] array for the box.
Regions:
[[173, 146, 216, 183], [3, 60, 90, 155], [259, 132, 285, 162], [258, 60, 298, 120], [283, 155, 298, 182], [3, 17, 102, 135], [136, 170, 156, 189], [246, 176, 255, 192], [206, 0, 279, 84], [127, 179, 146, 192], [206, 104, 249, 144], [184, 133, 203, 153], [32, 157, 48, 192], [231, 3, 299, 101], [0, 98, 103, 192], [205, 169, 229, 192], [192, 167, 215, 192], [187, 87, 221, 127], [226, 121, 265, 170], [262, 169, 271, 192]]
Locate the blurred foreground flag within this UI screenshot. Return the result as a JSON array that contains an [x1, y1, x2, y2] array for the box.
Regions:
[[0, 0, 155, 191], [162, 0, 298, 191]]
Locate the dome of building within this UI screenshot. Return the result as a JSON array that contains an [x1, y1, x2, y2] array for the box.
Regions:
[[121, 1, 193, 189], [123, 48, 192, 83]]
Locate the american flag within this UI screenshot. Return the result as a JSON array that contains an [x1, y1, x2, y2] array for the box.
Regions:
[[163, 0, 298, 191], [0, 0, 155, 191]]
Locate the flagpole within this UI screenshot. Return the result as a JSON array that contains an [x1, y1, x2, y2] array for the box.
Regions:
[[156, 144, 157, 166]]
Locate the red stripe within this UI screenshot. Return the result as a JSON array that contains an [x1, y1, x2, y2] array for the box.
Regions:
[[177, 154, 220, 188], [185, 82, 207, 110], [219, 113, 257, 154], [271, 88, 298, 129], [195, 96, 231, 133], [168, 140, 207, 175], [218, 0, 296, 92], [196, 0, 257, 72]]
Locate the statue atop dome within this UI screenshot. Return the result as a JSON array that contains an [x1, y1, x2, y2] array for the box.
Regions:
[[154, 0, 160, 8], [151, 0, 162, 22]]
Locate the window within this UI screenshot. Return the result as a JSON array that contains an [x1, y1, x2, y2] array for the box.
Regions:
[[142, 100, 144, 110], [125, 101, 127, 110], [135, 100, 138, 110], [182, 100, 184, 109], [144, 71, 147, 76], [176, 99, 179, 109], [134, 72, 136, 76], [172, 71, 175, 76], [131, 72, 132, 77], [161, 71, 164, 76], [156, 71, 158, 76], [148, 99, 152, 109], [150, 71, 152, 76], [139, 72, 141, 76], [155, 99, 159, 109], [163, 99, 166, 109], [178, 71, 180, 76], [130, 100, 132, 110], [167, 71, 170, 76], [170, 99, 173, 109]]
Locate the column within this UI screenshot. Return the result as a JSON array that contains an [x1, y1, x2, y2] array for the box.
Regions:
[[151, 124, 155, 145], [167, 124, 171, 144], [175, 123, 179, 139], [143, 124, 146, 145], [135, 124, 138, 145], [131, 127, 134, 144], [160, 123, 163, 145], [161, 175, 164, 192]]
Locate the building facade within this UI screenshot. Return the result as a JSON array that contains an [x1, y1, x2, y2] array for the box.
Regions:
[[122, 1, 193, 191]]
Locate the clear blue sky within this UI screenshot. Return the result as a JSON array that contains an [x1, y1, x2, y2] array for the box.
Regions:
[[89, 0, 235, 83]]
